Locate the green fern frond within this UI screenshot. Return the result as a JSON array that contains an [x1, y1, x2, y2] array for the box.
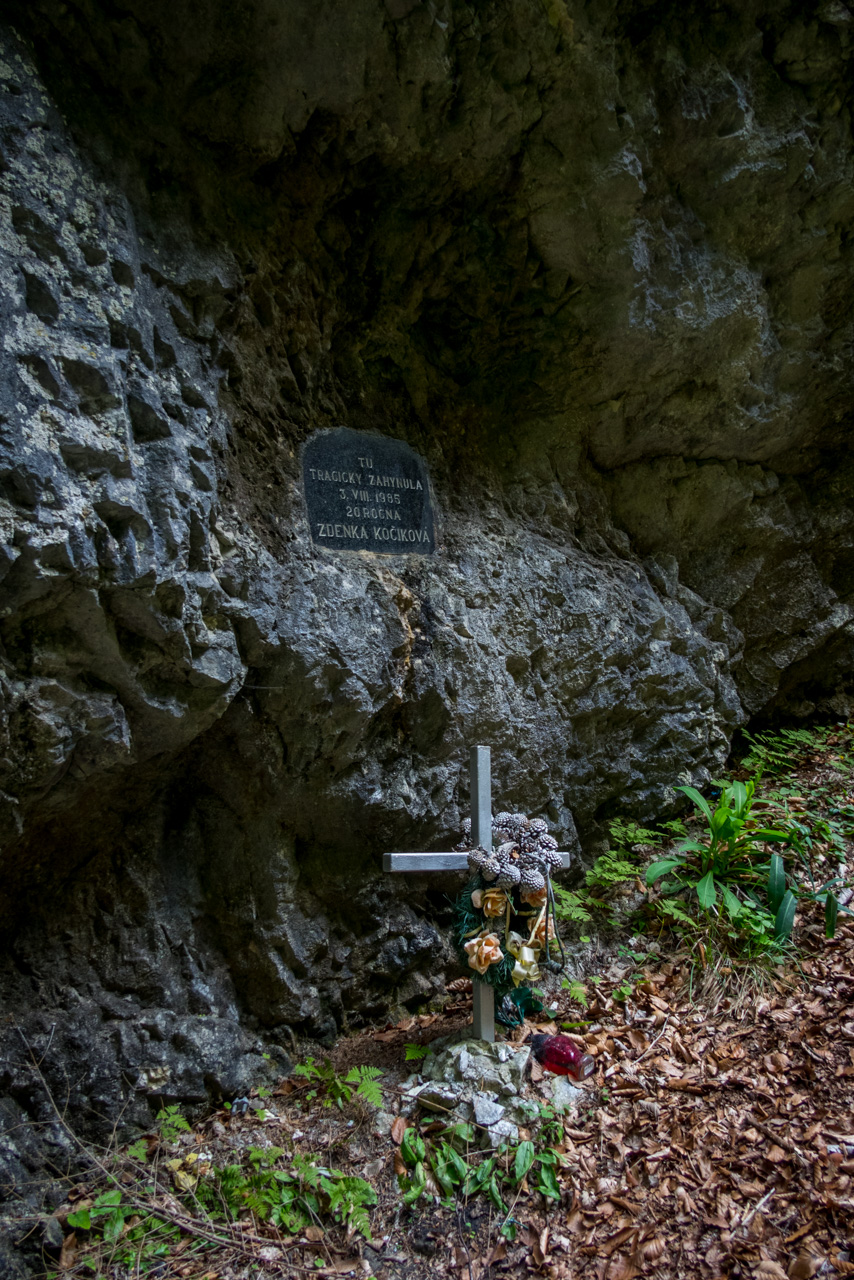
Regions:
[[607, 819, 662, 851], [293, 1155, 325, 1190], [327, 1176, 377, 1239], [586, 854, 639, 889], [564, 978, 588, 1008], [656, 897, 698, 927], [553, 887, 592, 923], [345, 1066, 383, 1108]]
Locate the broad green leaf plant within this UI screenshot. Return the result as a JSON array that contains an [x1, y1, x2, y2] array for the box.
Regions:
[[646, 778, 845, 950]]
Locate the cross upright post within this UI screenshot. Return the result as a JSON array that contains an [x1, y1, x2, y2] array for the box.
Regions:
[[469, 745, 495, 1043]]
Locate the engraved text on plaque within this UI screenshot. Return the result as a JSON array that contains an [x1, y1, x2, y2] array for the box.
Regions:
[[302, 428, 435, 555]]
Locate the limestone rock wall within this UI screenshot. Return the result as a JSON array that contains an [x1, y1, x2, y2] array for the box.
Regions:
[[0, 0, 852, 1143]]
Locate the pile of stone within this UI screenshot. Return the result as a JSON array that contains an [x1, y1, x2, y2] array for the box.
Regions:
[[396, 1039, 584, 1149]]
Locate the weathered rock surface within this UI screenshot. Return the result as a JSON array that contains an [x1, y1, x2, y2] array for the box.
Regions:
[[0, 2, 852, 1216], [402, 1039, 538, 1146], [401, 1037, 582, 1150]]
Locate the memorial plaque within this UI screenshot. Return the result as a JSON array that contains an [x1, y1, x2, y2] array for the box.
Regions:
[[302, 427, 435, 555]]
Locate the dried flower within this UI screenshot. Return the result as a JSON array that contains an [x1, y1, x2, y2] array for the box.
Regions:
[[532, 915, 556, 948], [464, 931, 503, 975], [481, 888, 509, 918], [520, 884, 548, 909]]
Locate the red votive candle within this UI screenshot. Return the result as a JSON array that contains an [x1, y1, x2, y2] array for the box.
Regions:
[[530, 1033, 595, 1081]]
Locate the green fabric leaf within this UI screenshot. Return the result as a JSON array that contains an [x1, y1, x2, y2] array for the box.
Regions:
[[401, 1130, 425, 1166], [721, 885, 742, 921], [730, 780, 748, 815], [514, 1141, 535, 1182]]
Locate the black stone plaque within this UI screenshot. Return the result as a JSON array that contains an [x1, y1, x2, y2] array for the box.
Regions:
[[302, 428, 435, 555]]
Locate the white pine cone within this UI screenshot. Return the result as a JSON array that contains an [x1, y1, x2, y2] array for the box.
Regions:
[[539, 846, 563, 870], [528, 818, 549, 836], [537, 833, 559, 851], [481, 858, 501, 883], [518, 867, 545, 892], [495, 864, 521, 890], [467, 848, 490, 874]]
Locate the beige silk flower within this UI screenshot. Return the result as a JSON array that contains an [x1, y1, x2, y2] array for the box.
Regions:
[[463, 931, 503, 975], [532, 915, 556, 949], [520, 885, 548, 909], [480, 888, 509, 918]]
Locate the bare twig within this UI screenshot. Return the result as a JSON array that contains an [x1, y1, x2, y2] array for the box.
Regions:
[[739, 1187, 775, 1231], [746, 1115, 813, 1167], [635, 1015, 670, 1063]]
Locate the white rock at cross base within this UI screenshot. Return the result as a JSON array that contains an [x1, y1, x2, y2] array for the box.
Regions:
[[551, 1075, 585, 1113], [472, 1091, 505, 1126], [479, 1117, 519, 1149]]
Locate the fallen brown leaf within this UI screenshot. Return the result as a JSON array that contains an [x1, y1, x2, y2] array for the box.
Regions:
[[755, 1262, 788, 1280], [485, 1240, 507, 1266], [451, 1247, 482, 1279], [58, 1232, 79, 1271], [783, 1221, 815, 1245], [638, 1237, 666, 1261], [607, 1256, 641, 1280], [315, 1258, 363, 1276], [391, 1115, 407, 1145], [601, 1226, 636, 1258], [788, 1251, 820, 1279]]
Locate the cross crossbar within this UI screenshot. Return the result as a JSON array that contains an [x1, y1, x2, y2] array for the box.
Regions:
[[382, 851, 571, 873], [383, 745, 570, 1043]]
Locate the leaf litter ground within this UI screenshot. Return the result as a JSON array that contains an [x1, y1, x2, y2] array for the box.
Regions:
[[41, 738, 854, 1280]]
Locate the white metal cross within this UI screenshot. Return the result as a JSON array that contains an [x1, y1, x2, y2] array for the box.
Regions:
[[383, 745, 571, 1043]]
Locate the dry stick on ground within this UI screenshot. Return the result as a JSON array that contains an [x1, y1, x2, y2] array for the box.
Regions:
[[13, 1029, 325, 1273], [634, 1014, 671, 1063], [738, 1188, 775, 1233], [498, 1181, 526, 1242], [746, 1115, 814, 1167]]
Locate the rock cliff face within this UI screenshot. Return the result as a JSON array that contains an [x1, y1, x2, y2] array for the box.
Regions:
[[0, 0, 852, 1157]]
